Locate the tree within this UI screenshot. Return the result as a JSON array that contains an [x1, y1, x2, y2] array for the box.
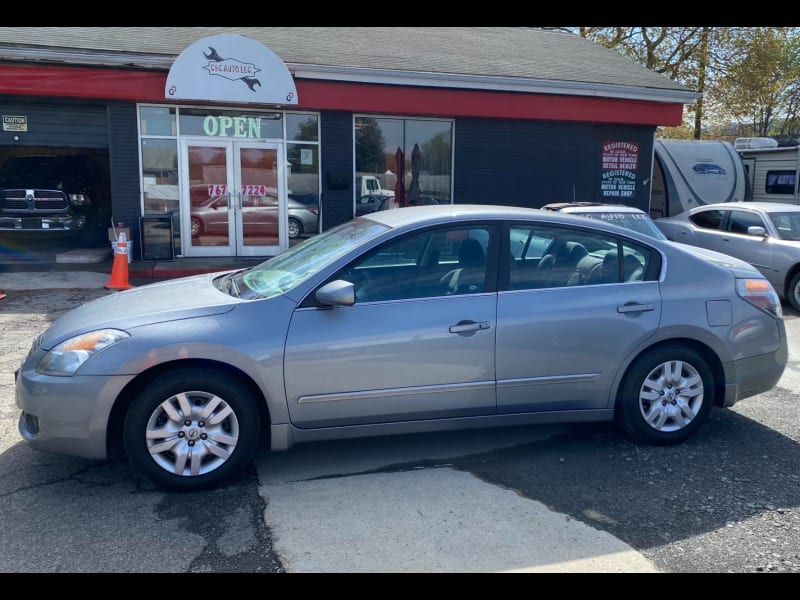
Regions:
[[710, 27, 800, 138], [570, 27, 800, 141]]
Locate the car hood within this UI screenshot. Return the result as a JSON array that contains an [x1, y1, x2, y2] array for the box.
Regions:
[[672, 242, 762, 278], [39, 272, 239, 348]]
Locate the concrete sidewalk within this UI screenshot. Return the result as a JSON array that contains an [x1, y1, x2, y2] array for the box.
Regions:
[[0, 257, 262, 290]]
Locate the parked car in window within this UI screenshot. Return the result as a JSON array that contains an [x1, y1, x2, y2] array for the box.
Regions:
[[355, 193, 393, 216], [16, 205, 787, 491], [541, 202, 668, 240], [654, 201, 800, 311], [190, 195, 317, 240]]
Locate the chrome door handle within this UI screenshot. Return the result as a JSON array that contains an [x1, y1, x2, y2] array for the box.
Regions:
[[449, 321, 490, 333], [617, 303, 654, 314]]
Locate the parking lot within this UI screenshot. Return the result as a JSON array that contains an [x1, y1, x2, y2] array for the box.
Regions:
[[1, 281, 799, 572]]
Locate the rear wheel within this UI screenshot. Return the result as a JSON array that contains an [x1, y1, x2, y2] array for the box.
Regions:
[[616, 345, 714, 445], [123, 367, 261, 491], [191, 217, 203, 238]]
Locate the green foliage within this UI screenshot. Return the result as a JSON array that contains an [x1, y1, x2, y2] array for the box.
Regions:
[[572, 27, 800, 140]]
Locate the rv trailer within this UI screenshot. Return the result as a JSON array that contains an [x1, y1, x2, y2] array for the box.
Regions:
[[651, 139, 747, 218], [735, 137, 800, 205]]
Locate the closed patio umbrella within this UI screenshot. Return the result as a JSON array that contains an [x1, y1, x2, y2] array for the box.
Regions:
[[407, 143, 421, 206], [394, 146, 406, 208]]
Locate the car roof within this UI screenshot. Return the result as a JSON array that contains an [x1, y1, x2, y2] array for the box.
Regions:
[[543, 202, 649, 215], [692, 201, 800, 213], [359, 203, 660, 242]]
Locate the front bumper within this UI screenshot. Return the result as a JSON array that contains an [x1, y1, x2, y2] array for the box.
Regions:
[[15, 366, 134, 460], [0, 214, 84, 231]]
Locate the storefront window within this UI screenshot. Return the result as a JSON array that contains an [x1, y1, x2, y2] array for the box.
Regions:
[[286, 113, 319, 142], [140, 106, 176, 136], [354, 116, 453, 213], [287, 143, 320, 235], [139, 105, 321, 256], [140, 138, 180, 253]]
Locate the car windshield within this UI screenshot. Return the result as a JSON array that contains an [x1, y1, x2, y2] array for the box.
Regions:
[[575, 211, 668, 240], [222, 217, 389, 299]]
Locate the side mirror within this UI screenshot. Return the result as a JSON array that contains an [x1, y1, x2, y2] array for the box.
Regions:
[[747, 226, 767, 237], [315, 279, 355, 306]]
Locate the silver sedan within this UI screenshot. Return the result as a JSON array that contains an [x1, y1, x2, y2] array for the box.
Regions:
[[15, 205, 788, 491], [655, 201, 800, 311]]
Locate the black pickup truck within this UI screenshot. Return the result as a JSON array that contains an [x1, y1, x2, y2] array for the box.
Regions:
[[0, 154, 109, 245]]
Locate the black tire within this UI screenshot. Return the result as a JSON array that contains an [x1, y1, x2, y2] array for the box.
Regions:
[[123, 367, 261, 491], [788, 271, 800, 312], [616, 345, 714, 445]]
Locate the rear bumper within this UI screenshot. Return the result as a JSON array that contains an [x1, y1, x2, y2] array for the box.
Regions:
[[722, 343, 788, 407]]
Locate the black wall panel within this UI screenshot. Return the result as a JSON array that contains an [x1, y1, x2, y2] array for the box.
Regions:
[[319, 110, 354, 230], [107, 102, 143, 250], [454, 119, 656, 213]]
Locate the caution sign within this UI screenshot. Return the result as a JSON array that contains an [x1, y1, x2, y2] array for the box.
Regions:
[[3, 115, 27, 132]]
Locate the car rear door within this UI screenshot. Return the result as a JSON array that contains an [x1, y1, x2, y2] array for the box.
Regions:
[[497, 223, 662, 413]]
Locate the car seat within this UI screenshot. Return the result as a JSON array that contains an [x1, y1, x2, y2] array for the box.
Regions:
[[440, 238, 486, 295], [537, 240, 588, 287]]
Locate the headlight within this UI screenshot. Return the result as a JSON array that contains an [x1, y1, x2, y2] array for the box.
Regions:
[[36, 329, 130, 376], [68, 193, 88, 207]]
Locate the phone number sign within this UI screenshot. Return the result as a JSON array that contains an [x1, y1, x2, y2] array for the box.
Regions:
[[207, 184, 269, 196]]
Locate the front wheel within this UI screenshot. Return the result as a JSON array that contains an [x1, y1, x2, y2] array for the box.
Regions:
[[616, 345, 714, 445], [123, 367, 261, 491], [787, 272, 800, 312]]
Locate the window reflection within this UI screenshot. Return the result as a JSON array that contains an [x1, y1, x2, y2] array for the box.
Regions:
[[354, 116, 453, 215], [141, 138, 180, 255]]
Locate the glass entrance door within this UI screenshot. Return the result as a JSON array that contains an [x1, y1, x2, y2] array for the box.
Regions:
[[181, 139, 285, 257]]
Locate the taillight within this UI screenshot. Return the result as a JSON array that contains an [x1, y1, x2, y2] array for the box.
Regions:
[[736, 278, 782, 318]]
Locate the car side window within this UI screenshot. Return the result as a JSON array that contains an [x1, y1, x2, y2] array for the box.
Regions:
[[726, 210, 765, 235], [770, 213, 800, 241], [507, 224, 654, 290], [336, 225, 492, 302], [690, 209, 725, 230]]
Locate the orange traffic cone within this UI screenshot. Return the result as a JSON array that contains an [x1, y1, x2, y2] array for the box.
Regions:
[[105, 232, 135, 290]]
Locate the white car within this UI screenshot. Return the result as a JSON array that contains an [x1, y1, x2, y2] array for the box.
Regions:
[[541, 202, 668, 240], [655, 201, 800, 311]]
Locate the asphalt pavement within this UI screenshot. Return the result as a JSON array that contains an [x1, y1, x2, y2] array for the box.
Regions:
[[0, 260, 664, 573]]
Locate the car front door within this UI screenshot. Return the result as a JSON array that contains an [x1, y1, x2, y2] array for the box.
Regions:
[[718, 209, 774, 279], [284, 223, 498, 428]]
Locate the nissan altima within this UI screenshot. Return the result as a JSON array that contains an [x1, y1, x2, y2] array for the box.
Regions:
[[15, 205, 788, 491]]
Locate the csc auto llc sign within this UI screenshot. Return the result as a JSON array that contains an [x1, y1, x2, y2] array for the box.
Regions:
[[2, 115, 27, 132]]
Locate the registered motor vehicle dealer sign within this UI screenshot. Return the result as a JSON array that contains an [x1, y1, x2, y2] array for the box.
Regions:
[[2, 115, 27, 132]]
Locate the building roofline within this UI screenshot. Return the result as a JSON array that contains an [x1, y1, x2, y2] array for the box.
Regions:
[[0, 46, 701, 105]]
